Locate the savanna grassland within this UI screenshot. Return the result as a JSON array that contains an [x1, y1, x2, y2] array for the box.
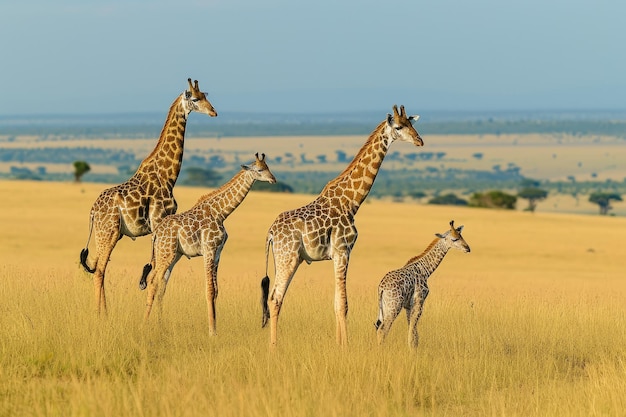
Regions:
[[1, 179, 625, 416]]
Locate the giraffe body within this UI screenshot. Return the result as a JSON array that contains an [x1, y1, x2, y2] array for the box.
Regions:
[[80, 79, 217, 314], [140, 154, 276, 335], [375, 221, 470, 348], [261, 105, 423, 347]]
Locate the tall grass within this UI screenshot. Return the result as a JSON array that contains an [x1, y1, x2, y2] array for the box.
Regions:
[[1, 180, 625, 416]]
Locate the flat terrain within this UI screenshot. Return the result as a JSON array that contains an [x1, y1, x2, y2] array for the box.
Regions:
[[1, 180, 625, 416], [3, 132, 625, 180], [2, 132, 625, 216]]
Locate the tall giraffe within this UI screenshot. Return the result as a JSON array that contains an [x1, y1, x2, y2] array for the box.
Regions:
[[375, 220, 470, 348], [260, 105, 423, 347], [80, 78, 217, 314], [139, 153, 276, 335]]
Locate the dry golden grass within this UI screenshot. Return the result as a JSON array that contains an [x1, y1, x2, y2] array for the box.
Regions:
[[1, 179, 625, 416]]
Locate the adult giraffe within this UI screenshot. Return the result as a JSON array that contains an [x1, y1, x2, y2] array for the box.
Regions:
[[260, 105, 423, 347], [80, 78, 217, 314]]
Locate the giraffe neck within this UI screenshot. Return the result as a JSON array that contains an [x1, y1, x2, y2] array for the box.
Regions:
[[195, 170, 256, 222], [319, 121, 391, 215], [134, 94, 188, 189], [404, 238, 450, 279]]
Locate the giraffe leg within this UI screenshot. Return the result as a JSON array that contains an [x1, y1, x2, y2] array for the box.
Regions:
[[144, 266, 164, 321], [144, 252, 181, 322], [332, 253, 350, 346], [267, 254, 302, 347], [203, 252, 219, 336], [376, 292, 402, 345], [407, 291, 427, 349], [93, 228, 120, 316]]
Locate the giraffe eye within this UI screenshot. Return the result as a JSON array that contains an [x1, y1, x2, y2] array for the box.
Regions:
[[394, 126, 402, 131]]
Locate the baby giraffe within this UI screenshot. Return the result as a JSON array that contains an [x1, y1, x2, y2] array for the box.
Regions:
[[139, 153, 276, 335], [375, 220, 470, 348]]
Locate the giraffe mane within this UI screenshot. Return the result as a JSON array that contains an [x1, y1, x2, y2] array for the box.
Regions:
[[324, 120, 387, 184], [404, 238, 440, 266]]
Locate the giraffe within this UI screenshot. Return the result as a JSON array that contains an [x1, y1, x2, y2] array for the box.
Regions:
[[260, 105, 423, 347], [79, 78, 217, 315], [139, 153, 276, 335], [375, 220, 470, 349]]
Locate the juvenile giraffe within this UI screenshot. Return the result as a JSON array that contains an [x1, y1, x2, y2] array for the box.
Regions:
[[260, 105, 423, 347], [140, 153, 276, 335], [80, 79, 217, 314], [375, 220, 470, 349]]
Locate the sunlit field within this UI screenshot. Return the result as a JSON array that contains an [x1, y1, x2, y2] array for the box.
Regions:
[[1, 180, 625, 416]]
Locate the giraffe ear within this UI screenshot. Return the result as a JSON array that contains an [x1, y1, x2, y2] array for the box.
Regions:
[[409, 115, 420, 123], [435, 232, 446, 238], [386, 113, 393, 126], [241, 164, 250, 171]]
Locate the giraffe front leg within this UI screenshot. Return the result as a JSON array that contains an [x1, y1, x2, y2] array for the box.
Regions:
[[407, 290, 428, 349], [204, 253, 219, 336], [333, 254, 350, 346]]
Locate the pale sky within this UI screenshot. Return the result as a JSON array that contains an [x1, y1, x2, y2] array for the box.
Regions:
[[1, 0, 624, 116]]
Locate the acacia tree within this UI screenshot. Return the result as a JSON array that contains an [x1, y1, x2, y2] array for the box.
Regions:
[[73, 160, 90, 182], [518, 187, 548, 212], [588, 192, 622, 215]]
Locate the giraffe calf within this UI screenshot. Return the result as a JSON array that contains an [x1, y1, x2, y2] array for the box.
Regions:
[[375, 220, 470, 349]]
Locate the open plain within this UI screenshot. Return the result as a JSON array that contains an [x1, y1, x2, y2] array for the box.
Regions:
[[1, 179, 625, 416]]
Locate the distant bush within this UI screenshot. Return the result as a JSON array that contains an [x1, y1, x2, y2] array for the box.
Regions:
[[428, 193, 468, 206], [181, 167, 222, 187], [252, 181, 293, 193], [469, 190, 517, 209]]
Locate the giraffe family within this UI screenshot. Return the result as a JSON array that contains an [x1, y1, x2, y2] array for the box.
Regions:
[[139, 153, 276, 335], [78, 86, 469, 349], [375, 220, 470, 348], [260, 105, 423, 347], [79, 79, 217, 314]]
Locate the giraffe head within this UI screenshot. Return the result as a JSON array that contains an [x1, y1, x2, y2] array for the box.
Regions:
[[386, 105, 423, 147], [182, 78, 218, 118], [436, 220, 471, 253], [242, 153, 277, 184]]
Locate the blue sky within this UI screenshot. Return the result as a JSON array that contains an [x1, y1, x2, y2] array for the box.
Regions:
[[1, 0, 624, 115]]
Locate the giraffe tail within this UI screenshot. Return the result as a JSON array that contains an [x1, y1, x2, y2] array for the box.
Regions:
[[139, 235, 156, 290], [261, 276, 270, 328], [139, 264, 152, 290], [79, 212, 96, 274], [260, 232, 273, 328], [374, 287, 384, 330]]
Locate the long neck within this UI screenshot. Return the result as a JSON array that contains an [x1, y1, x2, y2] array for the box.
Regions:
[[404, 238, 450, 279], [319, 121, 391, 215], [134, 95, 188, 189], [195, 170, 255, 222]]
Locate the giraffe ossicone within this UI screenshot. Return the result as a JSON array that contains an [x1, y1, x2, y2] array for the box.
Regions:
[[375, 220, 471, 349], [260, 105, 423, 347], [140, 153, 276, 336], [79, 78, 217, 315]]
